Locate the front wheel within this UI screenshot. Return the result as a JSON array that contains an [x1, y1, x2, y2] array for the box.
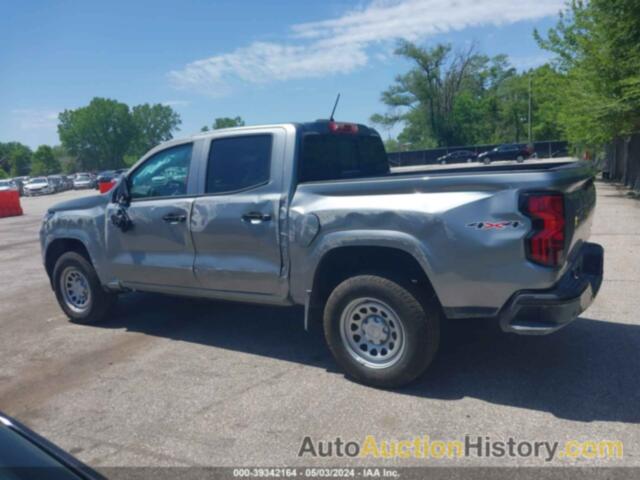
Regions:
[[53, 251, 116, 324], [323, 275, 440, 388]]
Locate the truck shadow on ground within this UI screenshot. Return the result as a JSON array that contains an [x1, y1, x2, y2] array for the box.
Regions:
[[99, 292, 640, 424]]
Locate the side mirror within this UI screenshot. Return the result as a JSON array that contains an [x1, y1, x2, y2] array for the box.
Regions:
[[112, 177, 131, 206]]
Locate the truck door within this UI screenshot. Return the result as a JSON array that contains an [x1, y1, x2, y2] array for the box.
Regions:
[[190, 129, 285, 297], [105, 142, 198, 289]]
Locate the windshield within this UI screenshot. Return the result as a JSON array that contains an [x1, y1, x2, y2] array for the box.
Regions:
[[29, 177, 47, 184], [0, 181, 11, 187], [76, 175, 90, 180]]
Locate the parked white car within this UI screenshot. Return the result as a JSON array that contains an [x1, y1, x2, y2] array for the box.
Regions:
[[73, 173, 96, 189], [24, 177, 54, 196], [0, 180, 19, 192]]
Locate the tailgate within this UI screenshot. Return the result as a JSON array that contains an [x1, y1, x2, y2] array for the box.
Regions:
[[565, 178, 597, 258]]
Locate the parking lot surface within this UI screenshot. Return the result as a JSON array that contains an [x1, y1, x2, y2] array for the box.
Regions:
[[0, 183, 639, 468]]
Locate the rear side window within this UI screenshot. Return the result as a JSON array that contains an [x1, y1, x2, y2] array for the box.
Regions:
[[299, 134, 389, 183], [206, 134, 272, 194]]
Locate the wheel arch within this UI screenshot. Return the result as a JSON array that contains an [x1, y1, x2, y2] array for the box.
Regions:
[[44, 237, 93, 286], [305, 242, 441, 329]]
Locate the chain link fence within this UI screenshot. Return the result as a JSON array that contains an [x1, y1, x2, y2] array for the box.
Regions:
[[387, 140, 568, 166]]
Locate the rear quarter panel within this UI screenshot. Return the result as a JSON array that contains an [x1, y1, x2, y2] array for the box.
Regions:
[[288, 161, 596, 317]]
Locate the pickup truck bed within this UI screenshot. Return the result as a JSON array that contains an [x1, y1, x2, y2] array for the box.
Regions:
[[289, 157, 599, 324]]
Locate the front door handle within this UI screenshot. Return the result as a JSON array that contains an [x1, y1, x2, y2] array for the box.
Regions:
[[162, 212, 187, 224], [242, 212, 272, 224]]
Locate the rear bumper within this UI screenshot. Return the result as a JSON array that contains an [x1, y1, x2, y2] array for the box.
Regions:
[[499, 242, 604, 335]]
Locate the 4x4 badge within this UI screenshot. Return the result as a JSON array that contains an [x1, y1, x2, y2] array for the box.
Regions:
[[467, 221, 521, 230]]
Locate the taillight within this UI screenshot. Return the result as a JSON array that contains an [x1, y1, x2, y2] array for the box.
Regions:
[[328, 121, 359, 134], [521, 193, 566, 267]]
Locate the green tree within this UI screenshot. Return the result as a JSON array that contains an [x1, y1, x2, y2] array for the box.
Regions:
[[0, 143, 10, 176], [129, 103, 182, 158], [52, 145, 78, 174], [372, 41, 567, 149], [58, 97, 137, 171], [214, 116, 245, 129], [31, 145, 61, 175], [201, 116, 245, 131], [529, 66, 567, 141], [535, 0, 640, 144], [372, 42, 515, 148], [4, 142, 32, 176]]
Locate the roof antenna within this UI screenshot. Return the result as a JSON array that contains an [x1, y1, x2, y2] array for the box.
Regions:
[[329, 93, 341, 121]]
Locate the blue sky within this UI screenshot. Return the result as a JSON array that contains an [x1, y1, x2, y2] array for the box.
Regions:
[[0, 0, 563, 149]]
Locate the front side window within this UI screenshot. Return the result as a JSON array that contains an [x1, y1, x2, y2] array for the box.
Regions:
[[129, 143, 192, 199], [206, 134, 272, 194]]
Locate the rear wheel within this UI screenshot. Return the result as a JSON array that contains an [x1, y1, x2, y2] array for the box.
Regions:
[[323, 275, 440, 388], [516, 155, 524, 162], [53, 252, 116, 324]]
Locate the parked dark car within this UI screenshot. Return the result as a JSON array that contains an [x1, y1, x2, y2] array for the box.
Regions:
[[551, 147, 570, 158], [96, 171, 116, 183], [48, 175, 64, 193], [8, 178, 25, 196], [477, 144, 534, 164], [0, 412, 104, 479], [436, 150, 478, 164], [62, 175, 74, 190]]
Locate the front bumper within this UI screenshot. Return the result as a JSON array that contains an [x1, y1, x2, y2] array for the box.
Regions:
[[499, 242, 604, 335], [25, 188, 51, 195]]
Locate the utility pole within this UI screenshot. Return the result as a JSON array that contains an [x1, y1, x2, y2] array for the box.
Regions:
[[528, 75, 533, 145]]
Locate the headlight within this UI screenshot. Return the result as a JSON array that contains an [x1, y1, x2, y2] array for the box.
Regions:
[[43, 210, 55, 222]]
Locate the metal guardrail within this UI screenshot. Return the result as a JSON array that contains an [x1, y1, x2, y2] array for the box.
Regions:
[[387, 141, 569, 167]]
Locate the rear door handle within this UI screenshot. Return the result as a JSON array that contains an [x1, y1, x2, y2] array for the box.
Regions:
[[242, 212, 272, 224], [162, 212, 187, 223]]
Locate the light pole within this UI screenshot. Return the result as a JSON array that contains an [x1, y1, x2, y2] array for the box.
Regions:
[[528, 74, 533, 145]]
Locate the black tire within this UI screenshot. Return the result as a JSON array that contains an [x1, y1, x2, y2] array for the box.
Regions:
[[52, 251, 116, 324], [323, 275, 440, 388]]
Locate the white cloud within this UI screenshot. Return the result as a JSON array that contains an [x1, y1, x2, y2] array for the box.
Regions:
[[11, 109, 59, 131], [292, 0, 562, 45], [169, 41, 368, 96], [161, 100, 191, 107], [169, 0, 563, 95]]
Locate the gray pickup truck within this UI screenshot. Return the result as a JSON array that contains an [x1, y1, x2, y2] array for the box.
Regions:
[[40, 120, 603, 387]]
